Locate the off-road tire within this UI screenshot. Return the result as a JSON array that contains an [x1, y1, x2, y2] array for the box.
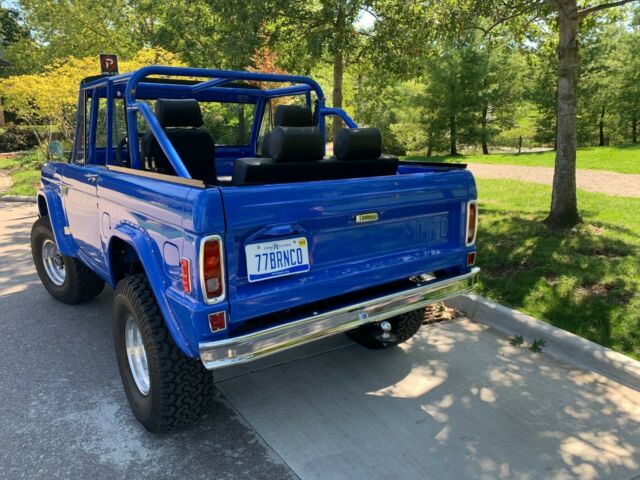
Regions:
[[31, 216, 104, 304], [113, 274, 213, 432], [348, 308, 425, 349]]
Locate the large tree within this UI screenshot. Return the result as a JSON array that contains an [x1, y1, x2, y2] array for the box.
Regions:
[[268, 0, 432, 139], [466, 0, 638, 227]]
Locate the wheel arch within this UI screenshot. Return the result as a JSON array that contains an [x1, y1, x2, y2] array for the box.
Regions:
[[106, 226, 197, 358], [38, 190, 76, 256]]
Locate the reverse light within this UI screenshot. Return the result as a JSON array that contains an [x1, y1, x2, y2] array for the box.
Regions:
[[200, 235, 225, 303], [465, 200, 478, 246], [208, 311, 227, 333], [180, 258, 191, 293]]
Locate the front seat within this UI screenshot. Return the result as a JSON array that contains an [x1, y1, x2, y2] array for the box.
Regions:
[[142, 99, 216, 183]]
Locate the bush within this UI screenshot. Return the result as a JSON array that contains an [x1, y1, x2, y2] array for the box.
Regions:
[[0, 125, 39, 152]]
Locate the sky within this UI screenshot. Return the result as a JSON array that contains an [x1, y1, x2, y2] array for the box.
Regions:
[[355, 9, 376, 30]]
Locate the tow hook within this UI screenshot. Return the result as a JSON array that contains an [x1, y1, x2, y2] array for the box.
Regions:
[[375, 320, 396, 344]]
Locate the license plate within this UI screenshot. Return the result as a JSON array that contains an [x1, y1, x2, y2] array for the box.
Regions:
[[245, 237, 310, 283]]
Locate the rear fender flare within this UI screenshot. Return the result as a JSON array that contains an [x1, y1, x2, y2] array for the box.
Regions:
[[108, 224, 197, 358]]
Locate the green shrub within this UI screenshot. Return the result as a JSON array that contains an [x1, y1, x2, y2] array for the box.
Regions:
[[0, 125, 39, 152]]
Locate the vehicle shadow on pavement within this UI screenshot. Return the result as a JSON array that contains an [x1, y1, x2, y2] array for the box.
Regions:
[[217, 320, 640, 480], [0, 205, 295, 479]]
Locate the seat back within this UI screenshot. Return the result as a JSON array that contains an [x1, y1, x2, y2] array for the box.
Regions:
[[142, 99, 216, 182], [261, 105, 314, 157], [232, 125, 397, 186], [333, 127, 382, 161]]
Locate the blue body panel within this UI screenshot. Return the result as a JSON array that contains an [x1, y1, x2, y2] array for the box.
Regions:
[[39, 66, 477, 358], [220, 171, 476, 327]]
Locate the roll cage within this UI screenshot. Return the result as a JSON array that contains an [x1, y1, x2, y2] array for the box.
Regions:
[[74, 66, 358, 179]]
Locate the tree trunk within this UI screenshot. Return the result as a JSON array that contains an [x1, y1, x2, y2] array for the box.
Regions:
[[0, 97, 5, 127], [449, 114, 457, 156], [599, 104, 605, 146], [332, 51, 344, 141], [237, 104, 245, 144], [546, 0, 580, 228], [481, 104, 489, 154], [632, 114, 637, 144]]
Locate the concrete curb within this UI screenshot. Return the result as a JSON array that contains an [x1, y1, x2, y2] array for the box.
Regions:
[[447, 293, 640, 392], [0, 195, 37, 203]]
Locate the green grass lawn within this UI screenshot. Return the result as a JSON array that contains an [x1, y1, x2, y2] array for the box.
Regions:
[[405, 144, 640, 175], [0, 152, 42, 196], [475, 178, 640, 360]]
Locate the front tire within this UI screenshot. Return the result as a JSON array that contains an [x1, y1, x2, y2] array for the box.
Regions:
[[113, 274, 213, 432], [31, 216, 104, 304], [348, 308, 425, 349]]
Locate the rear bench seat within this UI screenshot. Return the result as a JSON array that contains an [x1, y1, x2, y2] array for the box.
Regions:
[[233, 124, 398, 185]]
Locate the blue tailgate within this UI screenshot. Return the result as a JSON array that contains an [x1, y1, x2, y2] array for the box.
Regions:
[[220, 170, 476, 327]]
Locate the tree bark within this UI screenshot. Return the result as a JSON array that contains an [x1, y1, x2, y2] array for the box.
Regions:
[[0, 97, 5, 127], [632, 114, 637, 144], [599, 104, 605, 146], [332, 51, 344, 141], [449, 114, 458, 156], [546, 0, 581, 228], [481, 104, 489, 154]]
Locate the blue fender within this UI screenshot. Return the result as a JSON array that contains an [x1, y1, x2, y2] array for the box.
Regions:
[[107, 224, 197, 358], [39, 189, 77, 257]]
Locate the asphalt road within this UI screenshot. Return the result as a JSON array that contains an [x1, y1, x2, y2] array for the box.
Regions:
[[2, 201, 640, 480], [0, 202, 296, 480]]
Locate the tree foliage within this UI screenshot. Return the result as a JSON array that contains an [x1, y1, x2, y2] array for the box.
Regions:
[[0, 48, 182, 153], [0, 0, 639, 226]]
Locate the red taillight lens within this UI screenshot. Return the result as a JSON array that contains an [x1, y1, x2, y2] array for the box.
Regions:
[[208, 311, 226, 332], [466, 201, 477, 246], [180, 258, 191, 293], [201, 237, 224, 302], [467, 252, 476, 266]]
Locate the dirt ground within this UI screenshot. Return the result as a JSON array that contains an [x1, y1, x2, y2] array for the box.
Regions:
[[467, 163, 640, 198], [0, 171, 11, 194]]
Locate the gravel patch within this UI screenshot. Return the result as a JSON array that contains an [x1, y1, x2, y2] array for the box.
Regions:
[[467, 163, 640, 198]]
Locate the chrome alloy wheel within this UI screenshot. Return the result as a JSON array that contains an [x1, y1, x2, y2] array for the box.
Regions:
[[42, 239, 66, 286], [125, 315, 151, 396]]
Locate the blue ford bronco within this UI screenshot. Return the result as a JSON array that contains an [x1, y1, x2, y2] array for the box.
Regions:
[[30, 65, 479, 432]]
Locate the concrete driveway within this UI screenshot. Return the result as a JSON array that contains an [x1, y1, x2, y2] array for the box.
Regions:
[[1, 201, 639, 480]]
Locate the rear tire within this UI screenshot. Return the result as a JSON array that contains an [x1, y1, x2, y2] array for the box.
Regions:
[[113, 274, 213, 432], [348, 308, 425, 349], [31, 216, 104, 304]]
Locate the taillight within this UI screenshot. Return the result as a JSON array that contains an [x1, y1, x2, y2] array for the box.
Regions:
[[200, 236, 225, 303], [180, 258, 191, 293], [466, 200, 478, 246]]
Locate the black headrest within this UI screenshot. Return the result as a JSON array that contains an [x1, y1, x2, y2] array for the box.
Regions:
[[269, 126, 324, 163], [275, 105, 313, 127], [155, 99, 203, 128], [334, 128, 382, 161]]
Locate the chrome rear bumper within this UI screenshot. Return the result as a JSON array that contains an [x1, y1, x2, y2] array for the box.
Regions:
[[199, 267, 480, 370]]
